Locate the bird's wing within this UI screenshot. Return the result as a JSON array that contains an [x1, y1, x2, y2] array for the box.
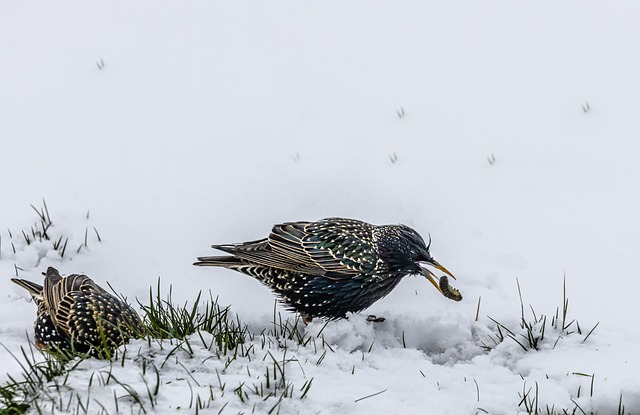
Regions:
[[212, 238, 305, 270], [211, 230, 326, 275], [45, 273, 106, 310], [44, 274, 106, 335], [270, 218, 379, 277], [212, 219, 379, 278]]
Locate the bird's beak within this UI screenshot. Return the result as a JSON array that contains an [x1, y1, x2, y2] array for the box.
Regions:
[[419, 267, 443, 294], [419, 260, 457, 294], [430, 260, 456, 281]]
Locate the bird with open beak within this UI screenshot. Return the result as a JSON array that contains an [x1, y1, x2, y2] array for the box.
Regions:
[[195, 217, 462, 323]]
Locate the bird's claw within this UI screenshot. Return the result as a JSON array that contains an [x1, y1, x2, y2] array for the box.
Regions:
[[366, 315, 386, 323]]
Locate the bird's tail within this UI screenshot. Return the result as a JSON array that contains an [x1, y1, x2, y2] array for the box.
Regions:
[[194, 256, 276, 285], [193, 255, 246, 268], [11, 278, 44, 303]]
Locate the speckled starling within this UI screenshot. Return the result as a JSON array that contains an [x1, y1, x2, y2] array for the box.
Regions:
[[194, 218, 461, 322], [12, 267, 145, 355]]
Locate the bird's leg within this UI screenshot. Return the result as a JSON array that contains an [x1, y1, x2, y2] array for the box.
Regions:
[[366, 315, 386, 323]]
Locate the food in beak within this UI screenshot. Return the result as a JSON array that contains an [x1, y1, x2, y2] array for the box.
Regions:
[[439, 275, 462, 301]]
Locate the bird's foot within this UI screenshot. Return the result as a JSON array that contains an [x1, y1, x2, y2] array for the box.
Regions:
[[366, 315, 386, 323]]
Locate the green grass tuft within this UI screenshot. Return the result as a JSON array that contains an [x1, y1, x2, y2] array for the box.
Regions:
[[3, 200, 102, 262], [483, 276, 599, 352]]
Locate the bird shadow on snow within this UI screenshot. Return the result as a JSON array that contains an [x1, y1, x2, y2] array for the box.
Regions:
[[304, 312, 490, 365]]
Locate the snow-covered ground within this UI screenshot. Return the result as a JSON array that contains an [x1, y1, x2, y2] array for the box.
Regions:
[[1, 1, 638, 413]]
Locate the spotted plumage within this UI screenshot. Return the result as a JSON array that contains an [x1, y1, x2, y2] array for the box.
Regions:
[[12, 267, 145, 356], [194, 218, 460, 322]]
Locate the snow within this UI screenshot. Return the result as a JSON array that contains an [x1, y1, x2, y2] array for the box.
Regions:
[[1, 1, 639, 413]]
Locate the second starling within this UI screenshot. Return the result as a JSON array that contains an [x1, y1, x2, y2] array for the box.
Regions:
[[194, 217, 461, 322], [12, 267, 145, 356]]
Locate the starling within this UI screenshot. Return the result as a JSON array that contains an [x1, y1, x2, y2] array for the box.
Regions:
[[12, 267, 145, 356], [9, 278, 70, 352], [194, 217, 461, 322]]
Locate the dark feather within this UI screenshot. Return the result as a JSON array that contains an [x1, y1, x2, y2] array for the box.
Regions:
[[13, 267, 144, 355], [12, 278, 69, 351], [195, 217, 452, 321]]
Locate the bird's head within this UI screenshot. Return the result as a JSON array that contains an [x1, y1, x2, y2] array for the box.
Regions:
[[380, 225, 456, 295]]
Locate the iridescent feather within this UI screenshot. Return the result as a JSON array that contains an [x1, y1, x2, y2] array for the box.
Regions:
[[195, 218, 459, 321], [13, 267, 144, 355]]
